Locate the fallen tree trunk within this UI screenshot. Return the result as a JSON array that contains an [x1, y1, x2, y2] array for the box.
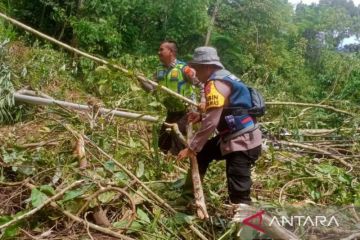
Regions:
[[14, 93, 158, 123]]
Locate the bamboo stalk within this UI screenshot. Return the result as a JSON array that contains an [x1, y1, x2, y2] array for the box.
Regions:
[[14, 93, 158, 123], [165, 122, 209, 219], [0, 12, 198, 108], [266, 101, 355, 116], [16, 89, 54, 99], [187, 123, 209, 220]]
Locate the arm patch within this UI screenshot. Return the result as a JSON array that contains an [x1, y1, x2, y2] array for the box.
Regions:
[[205, 81, 225, 110], [183, 66, 196, 80]]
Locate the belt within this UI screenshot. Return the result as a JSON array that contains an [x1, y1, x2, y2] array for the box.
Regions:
[[221, 124, 258, 142]]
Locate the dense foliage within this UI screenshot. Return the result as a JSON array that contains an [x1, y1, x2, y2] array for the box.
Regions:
[[2, 0, 360, 105], [1, 0, 360, 239]]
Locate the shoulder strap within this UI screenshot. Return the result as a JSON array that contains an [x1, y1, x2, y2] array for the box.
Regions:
[[209, 69, 232, 81]]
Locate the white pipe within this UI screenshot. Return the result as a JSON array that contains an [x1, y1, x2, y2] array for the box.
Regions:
[[14, 93, 158, 123]]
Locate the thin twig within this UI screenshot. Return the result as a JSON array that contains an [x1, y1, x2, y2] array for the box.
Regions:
[[341, 232, 360, 240], [84, 212, 95, 240], [0, 178, 29, 186], [278, 177, 321, 206], [18, 140, 59, 148], [20, 228, 40, 240], [277, 140, 353, 170]]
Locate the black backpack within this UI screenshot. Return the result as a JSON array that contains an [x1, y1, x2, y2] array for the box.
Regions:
[[247, 87, 266, 117], [230, 87, 266, 118], [209, 69, 266, 117]]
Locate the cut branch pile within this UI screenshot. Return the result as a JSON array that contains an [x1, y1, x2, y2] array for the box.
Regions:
[[0, 104, 211, 239]]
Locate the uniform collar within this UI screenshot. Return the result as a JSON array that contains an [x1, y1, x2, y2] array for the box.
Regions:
[[163, 58, 177, 68]]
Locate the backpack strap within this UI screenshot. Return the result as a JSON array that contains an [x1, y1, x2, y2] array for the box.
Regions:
[[221, 124, 259, 142]]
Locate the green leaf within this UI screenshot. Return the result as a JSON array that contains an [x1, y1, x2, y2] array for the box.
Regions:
[[129, 137, 136, 148], [39, 185, 56, 196], [114, 171, 127, 180], [130, 83, 141, 91], [184, 215, 195, 224], [104, 160, 116, 172], [136, 161, 144, 178], [113, 220, 129, 229], [354, 190, 360, 207], [17, 166, 34, 176], [61, 185, 90, 202], [172, 212, 194, 225], [338, 174, 351, 184], [315, 164, 337, 174], [137, 208, 150, 224], [129, 220, 143, 231], [31, 188, 48, 208], [310, 189, 321, 200], [98, 191, 116, 203], [148, 101, 161, 107], [0, 215, 12, 225], [3, 223, 20, 238], [98, 79, 108, 85]]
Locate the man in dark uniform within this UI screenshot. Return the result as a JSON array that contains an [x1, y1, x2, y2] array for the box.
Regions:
[[177, 46, 262, 210]]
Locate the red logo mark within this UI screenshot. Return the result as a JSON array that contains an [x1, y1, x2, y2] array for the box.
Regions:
[[204, 83, 211, 95], [242, 210, 266, 233]]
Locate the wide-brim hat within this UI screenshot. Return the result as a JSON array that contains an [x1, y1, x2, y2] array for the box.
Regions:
[[189, 46, 224, 69]]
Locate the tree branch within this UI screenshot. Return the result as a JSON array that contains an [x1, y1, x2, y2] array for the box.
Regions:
[[266, 101, 355, 116], [277, 140, 353, 169]]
